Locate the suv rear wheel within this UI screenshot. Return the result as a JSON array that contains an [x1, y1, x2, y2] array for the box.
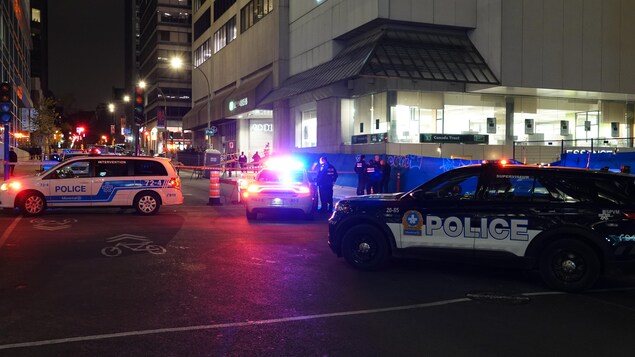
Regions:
[[538, 239, 600, 292], [342, 224, 389, 270]]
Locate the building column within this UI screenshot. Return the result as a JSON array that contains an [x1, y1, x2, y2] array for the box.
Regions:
[[316, 97, 342, 152], [273, 100, 292, 154]]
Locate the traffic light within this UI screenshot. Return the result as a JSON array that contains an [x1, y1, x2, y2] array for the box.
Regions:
[[134, 86, 145, 125], [168, 131, 174, 144], [0, 82, 12, 124]]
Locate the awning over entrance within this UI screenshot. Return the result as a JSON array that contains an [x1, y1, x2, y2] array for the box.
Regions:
[[181, 88, 236, 130], [181, 100, 208, 130], [225, 72, 273, 117], [262, 25, 499, 104]]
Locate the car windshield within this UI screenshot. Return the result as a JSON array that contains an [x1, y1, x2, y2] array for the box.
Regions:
[[257, 170, 304, 183]]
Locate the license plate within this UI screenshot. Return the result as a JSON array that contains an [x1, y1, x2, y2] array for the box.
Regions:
[[271, 198, 299, 205]]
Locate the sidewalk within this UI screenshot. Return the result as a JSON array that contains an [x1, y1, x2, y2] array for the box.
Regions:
[[0, 160, 46, 181]]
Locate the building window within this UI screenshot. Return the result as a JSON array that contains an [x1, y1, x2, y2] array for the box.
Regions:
[[213, 17, 236, 53], [194, 0, 208, 12], [214, 0, 237, 21], [158, 31, 171, 41], [159, 11, 191, 25], [32, 8, 41, 22], [240, 0, 274, 33], [194, 7, 211, 40], [194, 39, 211, 66], [298, 110, 317, 148]]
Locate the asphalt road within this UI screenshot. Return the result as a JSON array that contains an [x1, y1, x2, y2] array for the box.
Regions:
[[1, 176, 635, 356]]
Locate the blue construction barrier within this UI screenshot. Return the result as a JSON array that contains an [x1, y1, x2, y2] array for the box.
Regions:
[[551, 152, 635, 172], [292, 153, 483, 193]]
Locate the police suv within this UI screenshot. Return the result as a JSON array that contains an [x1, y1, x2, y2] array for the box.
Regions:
[[328, 162, 635, 292], [0, 155, 183, 216]]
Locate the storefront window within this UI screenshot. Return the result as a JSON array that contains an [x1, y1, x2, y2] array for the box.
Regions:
[[442, 93, 506, 144], [513, 97, 600, 145], [300, 110, 317, 148]]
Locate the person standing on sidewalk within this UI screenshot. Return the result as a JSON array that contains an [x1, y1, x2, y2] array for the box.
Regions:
[[9, 148, 18, 176], [316, 156, 338, 212]]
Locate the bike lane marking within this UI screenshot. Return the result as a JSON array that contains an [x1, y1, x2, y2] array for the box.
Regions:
[[1, 285, 634, 350], [0, 215, 22, 249]]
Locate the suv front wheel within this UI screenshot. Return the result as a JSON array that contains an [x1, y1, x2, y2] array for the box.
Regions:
[[538, 239, 600, 292], [341, 224, 389, 270]]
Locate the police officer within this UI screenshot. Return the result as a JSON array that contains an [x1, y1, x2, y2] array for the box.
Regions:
[[354, 154, 367, 195], [316, 156, 338, 212], [365, 159, 382, 194], [238, 151, 247, 172]]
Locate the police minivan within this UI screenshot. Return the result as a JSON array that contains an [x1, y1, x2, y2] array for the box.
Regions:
[[328, 162, 635, 292], [0, 155, 183, 216]]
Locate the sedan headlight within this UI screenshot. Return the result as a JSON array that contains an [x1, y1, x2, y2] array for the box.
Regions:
[[1, 181, 22, 191]]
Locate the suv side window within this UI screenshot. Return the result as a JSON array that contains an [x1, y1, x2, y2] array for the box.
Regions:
[[423, 173, 480, 200], [50, 160, 92, 179], [134, 160, 168, 176], [483, 174, 535, 201], [542, 176, 586, 202]]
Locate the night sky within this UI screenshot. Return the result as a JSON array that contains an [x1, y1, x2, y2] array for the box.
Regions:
[[48, 0, 126, 113]]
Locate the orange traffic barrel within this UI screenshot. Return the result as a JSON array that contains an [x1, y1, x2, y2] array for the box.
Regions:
[[208, 170, 222, 206]]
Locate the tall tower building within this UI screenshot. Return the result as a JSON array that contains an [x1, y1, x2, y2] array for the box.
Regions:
[[137, 0, 192, 153], [1, 0, 33, 145], [30, 0, 49, 105]]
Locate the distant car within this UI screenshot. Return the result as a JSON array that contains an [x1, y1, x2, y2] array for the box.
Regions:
[[328, 161, 635, 292], [243, 159, 316, 220]]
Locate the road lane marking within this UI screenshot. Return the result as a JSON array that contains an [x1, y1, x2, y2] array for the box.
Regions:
[[1, 287, 635, 350], [0, 215, 22, 248]]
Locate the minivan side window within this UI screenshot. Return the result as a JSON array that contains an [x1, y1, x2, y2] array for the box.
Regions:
[[95, 160, 129, 177], [134, 160, 168, 176], [50, 160, 92, 179]]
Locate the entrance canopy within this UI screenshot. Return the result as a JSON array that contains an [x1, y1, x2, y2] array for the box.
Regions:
[[263, 24, 499, 104]]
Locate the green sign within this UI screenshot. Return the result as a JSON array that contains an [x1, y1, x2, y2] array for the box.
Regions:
[[420, 133, 488, 144]]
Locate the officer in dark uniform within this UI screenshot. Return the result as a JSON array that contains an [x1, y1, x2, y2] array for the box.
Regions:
[[365, 159, 382, 194], [354, 154, 367, 195], [238, 151, 247, 172], [316, 156, 338, 212]]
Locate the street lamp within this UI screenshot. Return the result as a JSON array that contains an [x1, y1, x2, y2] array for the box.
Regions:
[[170, 56, 212, 149], [108, 103, 115, 145]]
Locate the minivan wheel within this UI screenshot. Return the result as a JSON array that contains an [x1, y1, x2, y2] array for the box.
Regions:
[[539, 239, 600, 292], [341, 224, 389, 270], [134, 192, 161, 215], [20, 192, 46, 216]]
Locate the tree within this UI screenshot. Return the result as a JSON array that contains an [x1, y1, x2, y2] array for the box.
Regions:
[[31, 96, 59, 155]]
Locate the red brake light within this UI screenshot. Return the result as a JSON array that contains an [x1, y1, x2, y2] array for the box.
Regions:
[[624, 212, 635, 220], [168, 177, 181, 189]]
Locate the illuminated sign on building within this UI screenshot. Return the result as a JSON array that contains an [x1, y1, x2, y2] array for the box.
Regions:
[[228, 97, 249, 112], [251, 123, 273, 132]]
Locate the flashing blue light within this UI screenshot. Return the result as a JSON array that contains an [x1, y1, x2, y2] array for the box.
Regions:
[[265, 157, 305, 171]]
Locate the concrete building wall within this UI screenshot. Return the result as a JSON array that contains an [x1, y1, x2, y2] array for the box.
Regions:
[[191, 1, 288, 100], [288, 0, 479, 77], [499, 0, 635, 93]]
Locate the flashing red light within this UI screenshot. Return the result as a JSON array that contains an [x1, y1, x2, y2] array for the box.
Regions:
[[624, 212, 635, 220]]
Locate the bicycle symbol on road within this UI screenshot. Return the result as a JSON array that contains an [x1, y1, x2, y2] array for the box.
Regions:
[[30, 218, 78, 231], [101, 234, 167, 257]]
